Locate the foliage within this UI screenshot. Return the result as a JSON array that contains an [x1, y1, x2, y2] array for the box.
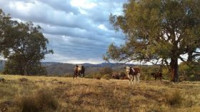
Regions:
[[0, 9, 16, 54], [105, 0, 200, 82], [101, 74, 112, 80], [99, 67, 113, 76], [0, 9, 53, 75], [85, 71, 102, 79], [179, 62, 200, 81]]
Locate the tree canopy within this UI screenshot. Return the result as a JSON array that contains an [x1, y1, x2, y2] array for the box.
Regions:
[[105, 0, 200, 82], [0, 9, 53, 75]]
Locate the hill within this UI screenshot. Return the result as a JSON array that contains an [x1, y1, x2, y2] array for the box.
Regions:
[[0, 61, 133, 75], [43, 62, 133, 75], [0, 74, 200, 112]]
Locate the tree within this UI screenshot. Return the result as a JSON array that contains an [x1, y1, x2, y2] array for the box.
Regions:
[[0, 9, 53, 75], [3, 22, 53, 75], [0, 9, 18, 55], [105, 0, 200, 82]]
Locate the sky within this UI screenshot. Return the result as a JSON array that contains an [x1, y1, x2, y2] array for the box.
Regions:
[[0, 0, 128, 64]]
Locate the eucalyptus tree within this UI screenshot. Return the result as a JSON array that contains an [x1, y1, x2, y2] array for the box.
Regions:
[[105, 0, 200, 82], [0, 9, 53, 75]]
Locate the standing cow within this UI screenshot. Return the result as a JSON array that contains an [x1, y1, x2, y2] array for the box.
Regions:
[[73, 65, 85, 78], [151, 72, 162, 81], [125, 66, 141, 84]]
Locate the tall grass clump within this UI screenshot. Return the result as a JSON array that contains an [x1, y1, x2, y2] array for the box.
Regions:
[[17, 89, 58, 112], [166, 90, 183, 107]]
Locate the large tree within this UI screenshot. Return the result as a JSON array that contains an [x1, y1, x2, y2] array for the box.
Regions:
[[0, 9, 18, 54], [0, 9, 53, 75], [105, 0, 200, 82]]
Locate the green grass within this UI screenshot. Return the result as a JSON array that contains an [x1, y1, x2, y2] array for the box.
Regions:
[[0, 74, 200, 112]]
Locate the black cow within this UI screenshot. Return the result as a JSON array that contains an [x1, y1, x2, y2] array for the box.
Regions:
[[151, 72, 162, 81]]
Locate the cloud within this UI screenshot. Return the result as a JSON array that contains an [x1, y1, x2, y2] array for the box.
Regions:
[[0, 0, 127, 63]]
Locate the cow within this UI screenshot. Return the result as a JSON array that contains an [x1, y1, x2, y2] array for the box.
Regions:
[[125, 66, 141, 84], [77, 65, 85, 77], [151, 72, 162, 81], [73, 65, 85, 78]]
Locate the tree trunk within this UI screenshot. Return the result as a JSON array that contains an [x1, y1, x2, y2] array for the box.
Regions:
[[170, 57, 179, 82], [23, 64, 28, 75]]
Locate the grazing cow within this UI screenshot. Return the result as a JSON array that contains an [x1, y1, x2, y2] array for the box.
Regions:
[[77, 65, 85, 77], [73, 65, 85, 78], [125, 66, 141, 84], [151, 72, 162, 81]]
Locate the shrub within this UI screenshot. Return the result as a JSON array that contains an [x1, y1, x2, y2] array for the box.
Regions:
[[102, 74, 112, 80], [0, 77, 5, 82], [19, 78, 28, 82], [179, 62, 200, 81], [93, 74, 102, 80], [85, 72, 100, 79], [20, 96, 39, 112], [166, 91, 182, 107], [99, 67, 113, 76], [18, 89, 58, 112], [119, 72, 127, 79]]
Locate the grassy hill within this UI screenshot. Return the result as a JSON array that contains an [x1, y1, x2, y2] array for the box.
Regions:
[[43, 62, 130, 75], [0, 74, 200, 112]]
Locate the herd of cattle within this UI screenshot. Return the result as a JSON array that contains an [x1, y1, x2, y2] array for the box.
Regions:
[[73, 65, 162, 84]]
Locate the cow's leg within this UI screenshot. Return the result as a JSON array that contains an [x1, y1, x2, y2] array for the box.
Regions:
[[75, 73, 77, 78], [131, 78, 134, 85], [128, 75, 133, 85], [129, 77, 132, 85], [77, 71, 80, 78], [134, 75, 137, 84], [73, 72, 76, 79], [137, 73, 140, 83], [127, 75, 130, 84], [130, 77, 133, 85], [83, 72, 85, 77], [82, 71, 85, 77]]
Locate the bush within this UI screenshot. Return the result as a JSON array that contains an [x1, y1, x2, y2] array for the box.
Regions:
[[93, 74, 102, 80], [19, 78, 29, 82], [0, 77, 5, 82], [102, 74, 112, 80], [166, 91, 182, 107], [17, 89, 58, 112], [99, 67, 113, 76], [85, 72, 100, 79], [179, 62, 200, 81]]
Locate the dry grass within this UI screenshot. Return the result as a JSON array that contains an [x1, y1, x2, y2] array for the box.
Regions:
[[0, 74, 200, 112]]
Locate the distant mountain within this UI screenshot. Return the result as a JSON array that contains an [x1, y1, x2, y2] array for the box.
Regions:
[[43, 62, 135, 75], [0, 60, 134, 75]]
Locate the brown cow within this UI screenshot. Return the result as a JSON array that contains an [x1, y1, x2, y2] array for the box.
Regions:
[[73, 65, 85, 78], [77, 65, 85, 77], [125, 66, 141, 84], [151, 72, 162, 81]]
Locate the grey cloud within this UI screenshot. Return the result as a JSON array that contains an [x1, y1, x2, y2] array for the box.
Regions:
[[37, 0, 79, 14], [0, 0, 127, 63], [38, 23, 124, 44], [44, 33, 108, 62]]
